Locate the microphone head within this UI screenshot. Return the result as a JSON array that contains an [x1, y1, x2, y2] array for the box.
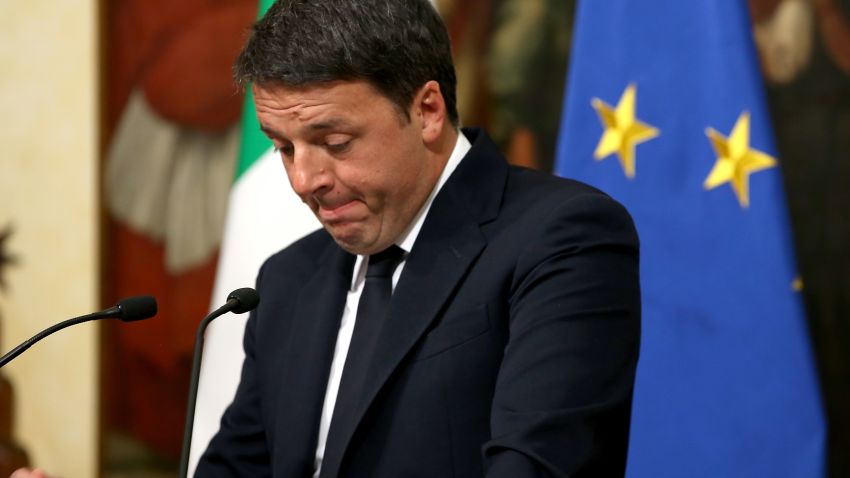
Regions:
[[227, 288, 260, 314], [116, 296, 158, 322]]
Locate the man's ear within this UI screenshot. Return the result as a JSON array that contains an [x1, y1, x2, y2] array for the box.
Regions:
[[415, 80, 447, 144]]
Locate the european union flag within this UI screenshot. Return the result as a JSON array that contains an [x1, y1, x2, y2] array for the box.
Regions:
[[555, 1, 826, 476]]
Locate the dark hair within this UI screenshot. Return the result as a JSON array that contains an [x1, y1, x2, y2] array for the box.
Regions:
[[234, 0, 459, 126]]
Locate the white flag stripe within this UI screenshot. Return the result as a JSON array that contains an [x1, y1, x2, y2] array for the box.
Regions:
[[189, 147, 319, 475]]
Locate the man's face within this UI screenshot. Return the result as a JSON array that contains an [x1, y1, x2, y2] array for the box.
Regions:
[[253, 81, 443, 255]]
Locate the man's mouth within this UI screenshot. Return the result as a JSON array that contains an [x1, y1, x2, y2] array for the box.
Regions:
[[317, 200, 359, 223]]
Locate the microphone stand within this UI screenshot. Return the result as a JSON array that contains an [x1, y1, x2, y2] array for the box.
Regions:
[[178, 288, 259, 478]]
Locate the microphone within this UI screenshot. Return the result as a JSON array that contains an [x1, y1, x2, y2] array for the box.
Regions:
[[0, 296, 157, 368], [179, 287, 260, 478]]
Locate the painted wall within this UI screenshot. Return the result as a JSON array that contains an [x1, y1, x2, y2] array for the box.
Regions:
[[0, 0, 99, 476]]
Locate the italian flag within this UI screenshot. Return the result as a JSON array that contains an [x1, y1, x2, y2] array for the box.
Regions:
[[188, 0, 319, 471]]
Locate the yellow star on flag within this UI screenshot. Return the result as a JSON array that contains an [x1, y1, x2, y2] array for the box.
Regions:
[[704, 111, 777, 208], [591, 83, 660, 178]]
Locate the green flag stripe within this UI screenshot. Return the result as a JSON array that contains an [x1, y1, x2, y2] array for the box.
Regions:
[[233, 0, 277, 182], [234, 89, 272, 181], [259, 0, 274, 13]]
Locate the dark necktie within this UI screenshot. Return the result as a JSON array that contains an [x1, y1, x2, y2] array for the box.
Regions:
[[326, 245, 405, 442]]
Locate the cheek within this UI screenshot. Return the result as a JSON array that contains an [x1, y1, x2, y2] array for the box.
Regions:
[[344, 131, 425, 205]]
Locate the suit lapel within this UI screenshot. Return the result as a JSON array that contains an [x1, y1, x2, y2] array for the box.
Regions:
[[273, 242, 354, 477], [319, 129, 508, 478]]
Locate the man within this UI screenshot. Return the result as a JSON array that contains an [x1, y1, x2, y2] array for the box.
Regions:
[[9, 0, 637, 476], [194, 0, 641, 476], [11, 1, 638, 477], [13, 1, 638, 477], [188, 0, 641, 476]]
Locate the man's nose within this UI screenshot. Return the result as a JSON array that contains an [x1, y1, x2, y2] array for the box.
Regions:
[[288, 147, 333, 198]]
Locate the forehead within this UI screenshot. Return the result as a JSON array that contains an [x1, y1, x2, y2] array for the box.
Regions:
[[252, 82, 377, 138], [253, 81, 380, 115], [252, 81, 410, 132]]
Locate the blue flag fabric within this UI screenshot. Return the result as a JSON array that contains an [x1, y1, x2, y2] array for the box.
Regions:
[[555, 2, 825, 477]]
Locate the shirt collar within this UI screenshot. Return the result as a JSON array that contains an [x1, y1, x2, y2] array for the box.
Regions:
[[349, 130, 472, 290]]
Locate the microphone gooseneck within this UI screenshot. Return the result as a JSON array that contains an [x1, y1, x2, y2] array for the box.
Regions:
[[0, 295, 158, 368], [179, 287, 260, 478]]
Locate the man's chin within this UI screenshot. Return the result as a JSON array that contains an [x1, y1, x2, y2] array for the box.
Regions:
[[329, 231, 397, 256], [326, 227, 373, 255]]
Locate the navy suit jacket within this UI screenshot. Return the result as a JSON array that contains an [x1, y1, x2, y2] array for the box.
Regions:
[[197, 128, 641, 477]]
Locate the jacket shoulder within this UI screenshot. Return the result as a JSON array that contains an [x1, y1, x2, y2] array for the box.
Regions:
[[505, 166, 629, 213], [257, 228, 333, 282]]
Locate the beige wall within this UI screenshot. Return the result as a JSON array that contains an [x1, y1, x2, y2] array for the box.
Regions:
[[0, 0, 99, 477]]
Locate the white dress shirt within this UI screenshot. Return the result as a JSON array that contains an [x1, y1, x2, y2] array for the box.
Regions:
[[313, 131, 472, 476]]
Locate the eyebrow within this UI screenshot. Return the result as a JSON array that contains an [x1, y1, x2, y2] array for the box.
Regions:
[[306, 118, 352, 131]]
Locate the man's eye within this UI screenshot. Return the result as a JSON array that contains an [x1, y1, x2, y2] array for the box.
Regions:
[[326, 141, 351, 154], [275, 144, 295, 157]]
